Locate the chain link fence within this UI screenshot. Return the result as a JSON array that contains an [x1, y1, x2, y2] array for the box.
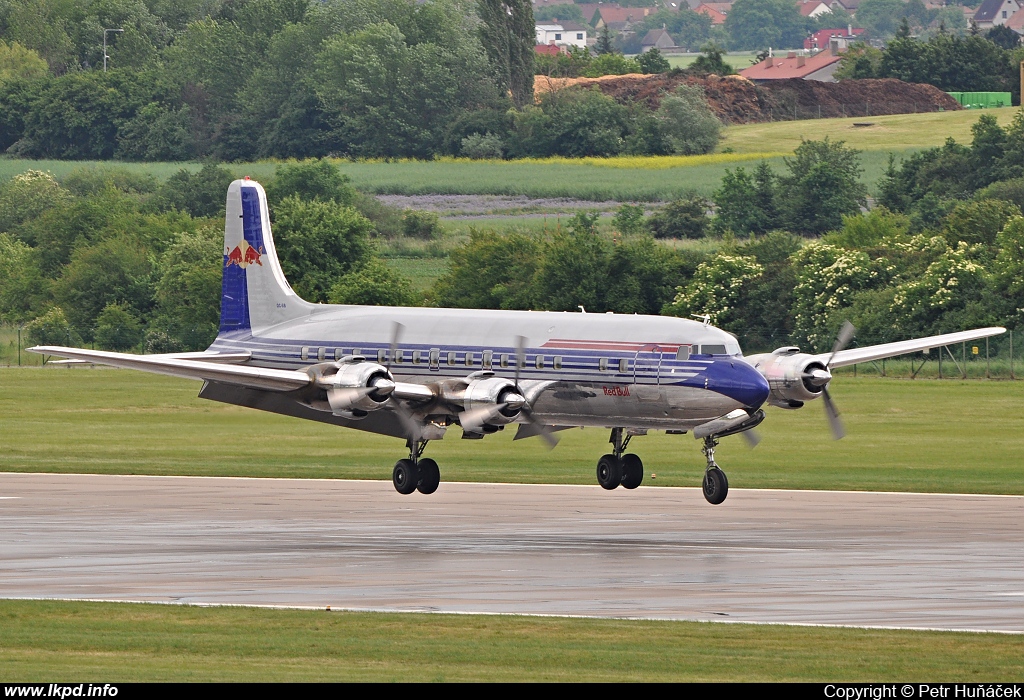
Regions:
[[765, 101, 956, 121]]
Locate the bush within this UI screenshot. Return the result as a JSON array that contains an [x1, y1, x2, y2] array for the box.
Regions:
[[115, 104, 197, 162], [94, 302, 144, 351], [328, 259, 419, 307], [460, 133, 504, 159], [153, 164, 236, 219], [655, 85, 720, 155], [401, 210, 442, 240], [266, 160, 356, 207], [649, 196, 709, 239], [144, 330, 185, 354], [61, 166, 158, 198], [942, 199, 1020, 247], [24, 307, 79, 347], [976, 178, 1024, 212], [637, 49, 670, 75], [0, 170, 72, 233], [508, 87, 629, 158], [612, 204, 647, 236]]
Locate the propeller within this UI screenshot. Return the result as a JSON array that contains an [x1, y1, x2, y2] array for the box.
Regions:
[[818, 320, 856, 440], [326, 377, 395, 415], [387, 321, 404, 372], [513, 335, 560, 448]]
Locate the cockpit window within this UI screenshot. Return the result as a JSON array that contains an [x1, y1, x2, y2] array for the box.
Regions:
[[700, 344, 727, 355]]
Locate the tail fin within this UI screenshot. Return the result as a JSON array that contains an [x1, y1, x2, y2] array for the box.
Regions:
[[219, 179, 312, 336]]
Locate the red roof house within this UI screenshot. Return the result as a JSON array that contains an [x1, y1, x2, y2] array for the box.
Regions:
[[739, 49, 844, 82], [804, 27, 865, 51], [695, 3, 728, 23]]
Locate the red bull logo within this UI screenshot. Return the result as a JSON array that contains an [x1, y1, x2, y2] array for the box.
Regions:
[[225, 239, 264, 269]]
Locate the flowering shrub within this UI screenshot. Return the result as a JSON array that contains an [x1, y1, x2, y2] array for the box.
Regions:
[[663, 254, 763, 331], [791, 243, 879, 350], [890, 241, 989, 333]]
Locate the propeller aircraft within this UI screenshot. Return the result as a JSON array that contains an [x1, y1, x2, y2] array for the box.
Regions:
[[30, 180, 1006, 504]]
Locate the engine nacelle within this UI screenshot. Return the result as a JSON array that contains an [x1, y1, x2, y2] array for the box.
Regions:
[[463, 376, 524, 426], [747, 349, 829, 408], [309, 360, 395, 417]]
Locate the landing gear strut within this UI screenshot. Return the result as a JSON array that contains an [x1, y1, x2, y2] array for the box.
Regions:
[[596, 428, 644, 490], [701, 436, 729, 505], [392, 439, 440, 495]]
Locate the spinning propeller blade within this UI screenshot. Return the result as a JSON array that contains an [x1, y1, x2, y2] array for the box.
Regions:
[[821, 320, 855, 440], [511, 335, 559, 449]]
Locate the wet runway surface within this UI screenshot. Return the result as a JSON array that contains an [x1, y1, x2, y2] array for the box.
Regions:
[[1, 473, 1022, 632]]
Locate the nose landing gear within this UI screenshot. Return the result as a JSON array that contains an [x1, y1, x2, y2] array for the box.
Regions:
[[392, 440, 441, 495], [595, 428, 644, 490], [701, 435, 729, 505]]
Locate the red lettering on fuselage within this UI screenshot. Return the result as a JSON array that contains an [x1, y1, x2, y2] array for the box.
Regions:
[[602, 386, 630, 397]]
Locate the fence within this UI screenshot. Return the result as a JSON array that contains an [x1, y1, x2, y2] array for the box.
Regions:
[[3, 323, 1021, 380]]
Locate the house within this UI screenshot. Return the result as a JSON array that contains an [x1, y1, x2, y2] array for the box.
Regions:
[[593, 6, 651, 30], [804, 27, 865, 51], [641, 28, 677, 52], [829, 0, 861, 13], [800, 1, 833, 18], [695, 3, 728, 24], [739, 48, 844, 82], [535, 43, 563, 56], [1004, 6, 1024, 35], [535, 21, 589, 49], [973, 0, 1023, 29]]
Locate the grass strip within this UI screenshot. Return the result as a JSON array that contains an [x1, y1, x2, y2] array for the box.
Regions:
[[0, 600, 1020, 682], [1, 369, 1022, 494]]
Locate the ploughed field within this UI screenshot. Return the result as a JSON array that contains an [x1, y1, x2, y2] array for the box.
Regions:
[[2, 368, 1021, 495]]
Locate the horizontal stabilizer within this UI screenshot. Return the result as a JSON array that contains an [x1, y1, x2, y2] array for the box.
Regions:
[[820, 327, 1006, 368], [27, 346, 309, 392]]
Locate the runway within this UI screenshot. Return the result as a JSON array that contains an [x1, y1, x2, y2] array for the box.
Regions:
[[1, 473, 1022, 632]]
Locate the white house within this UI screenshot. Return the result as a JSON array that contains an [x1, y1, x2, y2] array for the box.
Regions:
[[973, 0, 1023, 28], [535, 21, 588, 49]]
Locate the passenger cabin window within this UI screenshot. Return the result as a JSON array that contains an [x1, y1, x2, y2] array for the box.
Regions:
[[335, 349, 343, 361], [554, 356, 563, 370], [353, 348, 361, 357], [536, 355, 545, 369], [300, 347, 309, 361], [676, 346, 690, 361], [701, 344, 727, 355], [429, 349, 439, 367], [377, 349, 386, 363], [447, 351, 456, 365], [465, 352, 474, 367], [395, 349, 404, 364], [618, 358, 628, 373], [317, 347, 325, 361], [482, 350, 492, 368], [499, 353, 509, 368], [599, 358, 608, 371], [412, 350, 422, 365]]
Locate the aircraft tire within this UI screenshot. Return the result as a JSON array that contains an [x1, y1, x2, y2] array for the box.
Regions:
[[417, 458, 440, 495], [620, 454, 643, 489], [702, 467, 728, 505], [393, 459, 419, 495], [596, 454, 622, 490]]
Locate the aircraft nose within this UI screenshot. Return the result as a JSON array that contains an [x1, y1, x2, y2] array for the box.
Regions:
[[713, 359, 770, 410]]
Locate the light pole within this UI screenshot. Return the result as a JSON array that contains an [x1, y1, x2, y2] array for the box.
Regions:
[[103, 28, 123, 72]]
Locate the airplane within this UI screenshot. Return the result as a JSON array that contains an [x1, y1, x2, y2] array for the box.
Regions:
[[30, 179, 1006, 504]]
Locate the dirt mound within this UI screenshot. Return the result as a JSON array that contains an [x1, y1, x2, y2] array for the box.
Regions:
[[533, 73, 960, 123]]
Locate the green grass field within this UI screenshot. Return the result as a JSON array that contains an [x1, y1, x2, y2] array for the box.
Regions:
[[2, 368, 1021, 494], [1, 600, 1020, 681], [2, 110, 1003, 201], [665, 52, 760, 71]]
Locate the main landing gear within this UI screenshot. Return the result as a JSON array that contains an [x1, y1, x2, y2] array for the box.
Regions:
[[392, 440, 440, 495], [701, 435, 728, 505], [596, 428, 644, 490]]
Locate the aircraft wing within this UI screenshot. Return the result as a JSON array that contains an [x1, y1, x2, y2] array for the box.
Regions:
[[27, 345, 311, 392], [817, 327, 1006, 369]]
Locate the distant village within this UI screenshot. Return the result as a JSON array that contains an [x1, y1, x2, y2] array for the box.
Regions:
[[533, 0, 1024, 82]]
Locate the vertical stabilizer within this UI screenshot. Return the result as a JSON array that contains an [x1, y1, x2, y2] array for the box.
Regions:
[[219, 179, 312, 336]]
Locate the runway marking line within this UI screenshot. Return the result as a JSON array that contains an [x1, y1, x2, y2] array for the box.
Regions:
[[2, 596, 1022, 636], [0, 473, 1021, 500]]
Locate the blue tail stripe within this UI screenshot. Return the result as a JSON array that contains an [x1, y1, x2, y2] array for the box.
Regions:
[[218, 186, 264, 334]]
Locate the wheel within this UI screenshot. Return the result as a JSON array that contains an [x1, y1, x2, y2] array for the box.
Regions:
[[392, 459, 419, 495], [702, 467, 729, 505], [596, 454, 622, 490], [620, 453, 643, 490], [417, 458, 440, 495]]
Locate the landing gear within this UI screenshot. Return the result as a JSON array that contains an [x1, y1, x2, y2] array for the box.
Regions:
[[701, 436, 729, 505], [595, 428, 644, 490], [392, 440, 441, 495]]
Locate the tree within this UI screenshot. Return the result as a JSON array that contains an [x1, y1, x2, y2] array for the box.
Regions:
[[655, 85, 720, 155], [24, 306, 79, 348], [779, 138, 867, 235], [152, 226, 222, 350], [432, 228, 541, 309], [662, 254, 764, 334], [0, 169, 72, 234], [507, 87, 630, 158], [0, 41, 48, 85], [328, 259, 418, 306], [856, 0, 914, 40], [689, 43, 733, 75], [985, 24, 1020, 51], [612, 204, 647, 236], [594, 25, 615, 55], [535, 215, 610, 311], [153, 164, 236, 219], [637, 48, 670, 74], [724, 0, 806, 51], [266, 159, 356, 207], [476, 0, 535, 109], [648, 196, 709, 239], [271, 196, 373, 303], [942, 199, 1020, 248], [94, 302, 144, 351], [0, 232, 47, 322], [604, 235, 686, 314]]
